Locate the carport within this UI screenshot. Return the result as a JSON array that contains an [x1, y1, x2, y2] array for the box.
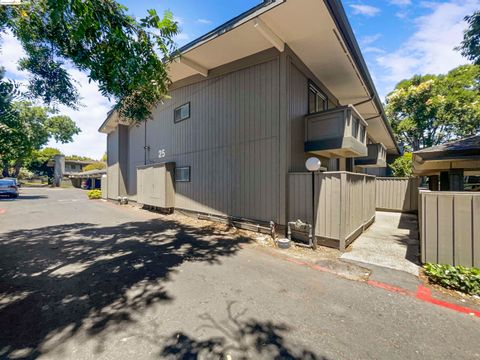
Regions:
[[69, 169, 106, 190]]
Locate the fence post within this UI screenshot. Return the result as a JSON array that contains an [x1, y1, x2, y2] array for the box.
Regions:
[[339, 172, 347, 251], [362, 175, 366, 229]]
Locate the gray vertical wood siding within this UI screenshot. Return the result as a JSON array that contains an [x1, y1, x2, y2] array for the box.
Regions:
[[376, 177, 419, 212], [127, 122, 146, 196], [106, 129, 119, 199], [420, 191, 480, 267], [287, 61, 334, 173], [127, 57, 281, 222]]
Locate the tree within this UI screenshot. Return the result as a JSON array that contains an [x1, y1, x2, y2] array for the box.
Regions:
[[385, 65, 480, 151], [0, 67, 19, 120], [24, 147, 61, 177], [65, 154, 95, 162], [0, 101, 80, 176], [389, 153, 413, 177], [0, 1, 178, 121], [458, 11, 480, 64], [101, 152, 107, 162]]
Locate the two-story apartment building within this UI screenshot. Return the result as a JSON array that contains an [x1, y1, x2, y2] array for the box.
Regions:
[[100, 0, 400, 245]]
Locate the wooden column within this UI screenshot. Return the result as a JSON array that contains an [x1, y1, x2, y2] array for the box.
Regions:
[[429, 175, 439, 191], [449, 169, 464, 191], [440, 171, 450, 191]]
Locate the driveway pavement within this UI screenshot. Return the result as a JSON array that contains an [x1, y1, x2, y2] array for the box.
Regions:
[[0, 188, 479, 360], [341, 212, 420, 275]]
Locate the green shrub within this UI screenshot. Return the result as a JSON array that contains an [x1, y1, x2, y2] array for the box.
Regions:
[[17, 167, 35, 180], [389, 152, 413, 177], [83, 162, 106, 172], [87, 189, 102, 200], [424, 263, 480, 296]]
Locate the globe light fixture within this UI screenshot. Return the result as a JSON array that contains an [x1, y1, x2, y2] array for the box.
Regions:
[[305, 157, 321, 172]]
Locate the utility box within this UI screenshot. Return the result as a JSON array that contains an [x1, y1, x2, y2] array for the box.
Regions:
[[137, 162, 175, 209]]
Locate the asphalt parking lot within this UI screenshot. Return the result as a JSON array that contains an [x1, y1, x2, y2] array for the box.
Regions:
[[0, 188, 478, 360]]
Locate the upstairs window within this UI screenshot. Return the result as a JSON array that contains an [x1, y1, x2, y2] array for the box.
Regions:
[[175, 166, 191, 182], [174, 102, 190, 123], [308, 82, 328, 114]]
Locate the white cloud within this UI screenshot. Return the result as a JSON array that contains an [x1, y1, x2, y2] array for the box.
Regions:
[[47, 68, 112, 160], [375, 0, 480, 98], [1, 30, 27, 78], [174, 32, 190, 41], [350, 4, 381, 17], [395, 11, 409, 19], [1, 32, 112, 159], [363, 47, 385, 54], [173, 16, 184, 25], [197, 19, 212, 24], [361, 33, 382, 46], [390, 0, 411, 6]]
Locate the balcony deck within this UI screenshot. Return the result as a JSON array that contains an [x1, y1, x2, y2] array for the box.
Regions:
[[355, 143, 387, 168], [304, 105, 368, 158]]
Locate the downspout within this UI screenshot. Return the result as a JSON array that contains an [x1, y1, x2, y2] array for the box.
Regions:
[[144, 120, 149, 165]]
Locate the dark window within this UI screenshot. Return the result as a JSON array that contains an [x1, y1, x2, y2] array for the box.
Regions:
[[352, 117, 359, 137], [174, 102, 190, 123], [308, 82, 328, 114], [359, 125, 366, 142], [175, 166, 191, 182]]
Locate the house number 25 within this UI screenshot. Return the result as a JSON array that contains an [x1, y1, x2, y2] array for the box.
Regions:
[[158, 149, 166, 158]]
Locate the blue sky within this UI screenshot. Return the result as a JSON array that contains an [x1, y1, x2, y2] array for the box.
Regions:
[[1, 0, 479, 158]]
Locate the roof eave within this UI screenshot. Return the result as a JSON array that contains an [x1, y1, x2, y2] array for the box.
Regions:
[[323, 0, 400, 155]]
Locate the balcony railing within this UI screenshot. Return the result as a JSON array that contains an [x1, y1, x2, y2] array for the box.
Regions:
[[355, 143, 387, 167], [304, 105, 368, 158]]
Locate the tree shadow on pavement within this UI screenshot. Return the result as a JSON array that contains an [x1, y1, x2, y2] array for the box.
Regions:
[[156, 302, 329, 360], [0, 219, 249, 359]]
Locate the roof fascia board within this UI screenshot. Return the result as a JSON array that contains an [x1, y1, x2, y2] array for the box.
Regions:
[[323, 0, 400, 154], [98, 110, 115, 133]]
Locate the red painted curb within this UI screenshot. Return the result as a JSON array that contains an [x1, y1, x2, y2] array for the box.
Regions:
[[366, 280, 480, 318], [367, 280, 416, 297], [270, 250, 480, 318], [415, 285, 480, 318]]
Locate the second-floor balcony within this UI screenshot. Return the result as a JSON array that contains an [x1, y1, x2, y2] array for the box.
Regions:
[[304, 105, 368, 158], [355, 143, 387, 168]]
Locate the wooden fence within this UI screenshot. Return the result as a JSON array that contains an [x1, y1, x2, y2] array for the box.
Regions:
[[376, 177, 420, 212], [419, 191, 480, 267], [288, 172, 376, 250]]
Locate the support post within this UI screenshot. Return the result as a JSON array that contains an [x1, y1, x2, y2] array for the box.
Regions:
[[311, 172, 317, 250], [449, 169, 464, 191], [429, 175, 439, 191], [440, 171, 450, 191]]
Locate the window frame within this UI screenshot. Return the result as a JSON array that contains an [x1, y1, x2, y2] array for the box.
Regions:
[[308, 81, 328, 114], [175, 166, 191, 182], [174, 102, 191, 123]]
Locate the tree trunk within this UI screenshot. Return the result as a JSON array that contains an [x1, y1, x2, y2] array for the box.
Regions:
[[2, 164, 10, 178], [13, 161, 22, 177]]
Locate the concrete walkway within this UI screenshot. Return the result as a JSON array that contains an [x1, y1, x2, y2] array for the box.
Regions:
[[341, 211, 420, 275]]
